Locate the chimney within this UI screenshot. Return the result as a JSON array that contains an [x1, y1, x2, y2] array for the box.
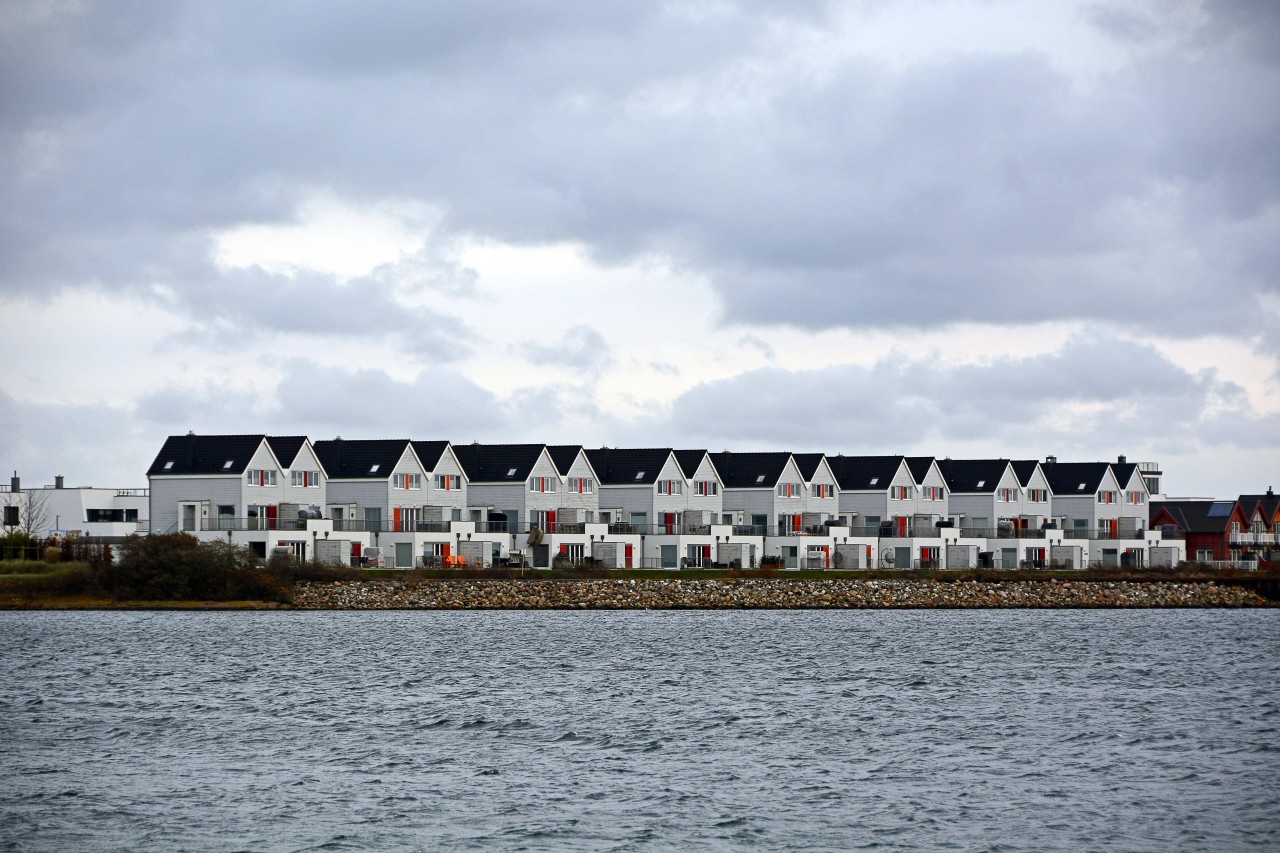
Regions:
[[1045, 455, 1057, 465], [55, 475, 64, 489], [186, 432, 197, 467], [1117, 455, 1127, 465], [10, 472, 18, 493]]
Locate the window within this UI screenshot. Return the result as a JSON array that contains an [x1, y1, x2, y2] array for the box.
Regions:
[[436, 474, 460, 491], [291, 471, 320, 487], [246, 469, 277, 486], [370, 464, 380, 474], [658, 480, 682, 495], [394, 473, 421, 490], [1126, 491, 1145, 505], [1027, 488, 1047, 502], [223, 460, 234, 470], [529, 477, 556, 493], [776, 483, 801, 498], [635, 471, 646, 480], [506, 468, 518, 477], [696, 481, 718, 496], [998, 488, 1017, 502], [1097, 491, 1118, 504], [869, 477, 879, 486], [163, 460, 174, 470], [975, 480, 985, 489], [812, 484, 834, 499], [890, 485, 912, 500], [568, 478, 594, 493], [922, 486, 944, 501], [756, 475, 766, 484]]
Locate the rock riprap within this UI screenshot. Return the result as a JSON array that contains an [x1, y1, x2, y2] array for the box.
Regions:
[[291, 578, 1269, 609]]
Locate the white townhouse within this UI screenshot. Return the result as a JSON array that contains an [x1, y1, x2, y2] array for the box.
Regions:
[[546, 445, 604, 531], [937, 459, 1023, 536], [1110, 457, 1152, 524], [827, 455, 920, 535], [709, 451, 849, 569], [147, 433, 340, 560], [673, 449, 727, 529], [453, 443, 605, 568], [1044, 459, 1165, 567], [1010, 459, 1053, 526], [905, 456, 950, 525], [793, 453, 841, 524], [312, 438, 432, 532]]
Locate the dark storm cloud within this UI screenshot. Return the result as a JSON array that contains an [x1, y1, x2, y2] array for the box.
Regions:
[[649, 333, 1280, 455], [0, 0, 1276, 344]]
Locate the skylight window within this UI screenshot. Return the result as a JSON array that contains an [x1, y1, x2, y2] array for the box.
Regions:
[[869, 477, 879, 485], [506, 468, 517, 477], [1078, 482, 1086, 490], [756, 475, 765, 483], [223, 460, 234, 469], [635, 472, 645, 479], [370, 464, 380, 473], [163, 461, 174, 470], [976, 480, 985, 488]]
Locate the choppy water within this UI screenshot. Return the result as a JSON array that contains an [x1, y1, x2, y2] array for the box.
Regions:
[[1, 610, 1277, 852]]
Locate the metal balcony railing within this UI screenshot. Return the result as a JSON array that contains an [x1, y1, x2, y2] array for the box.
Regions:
[[1063, 528, 1147, 540]]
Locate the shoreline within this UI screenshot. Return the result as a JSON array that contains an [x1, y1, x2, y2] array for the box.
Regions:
[[291, 578, 1272, 610], [2, 578, 1273, 611]]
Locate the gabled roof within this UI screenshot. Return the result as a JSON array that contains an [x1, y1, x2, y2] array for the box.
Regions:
[[674, 449, 712, 480], [826, 455, 904, 491], [313, 438, 414, 480], [265, 436, 309, 469], [1151, 500, 1242, 534], [585, 448, 674, 486], [1112, 461, 1140, 489], [452, 443, 547, 483], [936, 459, 1011, 494], [547, 445, 588, 477], [1238, 490, 1280, 524], [904, 456, 936, 484], [410, 440, 451, 471], [1043, 461, 1112, 495], [1010, 460, 1047, 489], [793, 453, 829, 482], [709, 452, 795, 489], [147, 434, 271, 477]]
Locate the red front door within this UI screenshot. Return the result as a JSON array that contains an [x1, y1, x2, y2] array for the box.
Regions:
[[625, 545, 634, 568], [266, 505, 278, 530], [896, 516, 907, 537]]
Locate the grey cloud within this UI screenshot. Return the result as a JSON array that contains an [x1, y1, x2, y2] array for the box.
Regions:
[[646, 333, 1280, 459], [526, 325, 612, 372], [0, 0, 1276, 352]]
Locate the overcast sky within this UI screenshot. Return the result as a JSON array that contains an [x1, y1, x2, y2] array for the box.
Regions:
[[2, 0, 1278, 498]]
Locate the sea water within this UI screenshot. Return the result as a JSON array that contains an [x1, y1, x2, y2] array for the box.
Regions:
[[1, 609, 1277, 851]]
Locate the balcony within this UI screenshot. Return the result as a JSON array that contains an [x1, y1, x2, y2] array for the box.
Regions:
[[957, 527, 1049, 540], [201, 517, 311, 532], [1229, 532, 1258, 545], [1063, 529, 1147, 541]]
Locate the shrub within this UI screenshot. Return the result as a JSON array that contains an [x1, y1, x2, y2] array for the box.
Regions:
[[109, 533, 288, 601]]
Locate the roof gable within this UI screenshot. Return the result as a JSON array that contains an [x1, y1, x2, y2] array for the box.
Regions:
[[827, 455, 906, 491], [585, 448, 675, 486], [313, 438, 416, 479], [265, 436, 308, 469], [410, 440, 451, 471], [1044, 462, 1114, 495], [1151, 500, 1245, 533], [452, 443, 548, 483], [1009, 460, 1044, 488], [147, 434, 270, 477], [937, 459, 1013, 494], [709, 452, 795, 489]]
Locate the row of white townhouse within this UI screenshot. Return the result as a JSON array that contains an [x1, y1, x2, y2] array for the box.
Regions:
[[147, 434, 1182, 570]]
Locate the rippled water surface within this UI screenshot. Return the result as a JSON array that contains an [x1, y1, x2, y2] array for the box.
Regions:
[[1, 610, 1277, 851]]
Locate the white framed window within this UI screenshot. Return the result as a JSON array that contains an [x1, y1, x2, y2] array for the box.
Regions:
[[695, 481, 718, 496], [291, 471, 320, 487], [812, 484, 834, 499], [657, 480, 682, 495], [246, 470, 277, 487], [1097, 491, 1118, 504], [890, 485, 912, 500], [997, 488, 1017, 502], [922, 486, 944, 501], [435, 474, 460, 491], [776, 483, 801, 498], [529, 477, 556, 493], [394, 473, 421, 490], [567, 477, 594, 494], [1126, 491, 1145, 505], [1027, 488, 1047, 502]]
